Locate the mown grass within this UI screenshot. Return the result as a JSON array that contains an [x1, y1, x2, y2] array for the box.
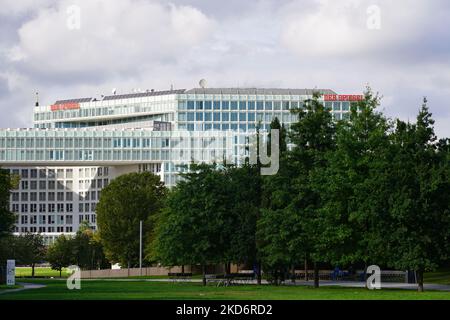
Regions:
[[15, 267, 70, 278], [424, 269, 450, 285], [0, 279, 449, 300]]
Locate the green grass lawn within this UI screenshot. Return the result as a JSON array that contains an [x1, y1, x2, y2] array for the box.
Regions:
[[15, 267, 70, 278], [1, 279, 449, 300], [424, 269, 450, 285]]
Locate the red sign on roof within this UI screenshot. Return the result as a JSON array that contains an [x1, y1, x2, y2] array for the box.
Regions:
[[50, 102, 80, 112], [323, 94, 364, 102]]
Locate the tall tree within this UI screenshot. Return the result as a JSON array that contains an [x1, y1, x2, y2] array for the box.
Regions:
[[150, 163, 230, 285], [286, 92, 336, 288], [96, 172, 167, 268], [383, 99, 450, 292], [314, 88, 392, 275]]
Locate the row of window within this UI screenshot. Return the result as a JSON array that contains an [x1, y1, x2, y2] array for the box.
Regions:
[[19, 214, 74, 225], [178, 111, 299, 123], [11, 190, 102, 203], [18, 214, 97, 225], [11, 202, 97, 213], [180, 100, 301, 111], [16, 226, 74, 233], [12, 191, 74, 202], [8, 167, 109, 179], [178, 123, 280, 132]]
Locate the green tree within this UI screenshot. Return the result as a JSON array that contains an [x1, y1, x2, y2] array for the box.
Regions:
[[383, 99, 450, 292], [151, 163, 234, 285], [0, 168, 16, 242], [314, 88, 392, 276], [285, 92, 335, 287], [96, 172, 167, 268], [47, 235, 74, 277], [13, 233, 46, 277], [258, 117, 300, 284], [72, 221, 109, 270]]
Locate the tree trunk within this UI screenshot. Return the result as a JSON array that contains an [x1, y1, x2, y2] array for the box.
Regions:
[[417, 270, 424, 292], [291, 265, 296, 283], [127, 260, 131, 278], [257, 262, 262, 285], [304, 258, 309, 281], [181, 265, 185, 274], [59, 268, 62, 278], [202, 264, 207, 286], [313, 262, 319, 288], [31, 263, 35, 278]]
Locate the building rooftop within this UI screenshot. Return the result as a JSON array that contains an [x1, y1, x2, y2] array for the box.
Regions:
[[185, 88, 337, 95], [51, 88, 336, 105]]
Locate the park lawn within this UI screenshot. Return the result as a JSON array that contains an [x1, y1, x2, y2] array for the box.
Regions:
[[15, 267, 70, 278], [1, 279, 449, 300], [0, 284, 21, 291], [424, 269, 450, 285]]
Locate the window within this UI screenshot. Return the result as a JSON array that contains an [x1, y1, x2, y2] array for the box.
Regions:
[[230, 113, 238, 122], [21, 192, 28, 201], [21, 215, 28, 224], [30, 169, 37, 178], [39, 181, 46, 189], [265, 101, 273, 110], [187, 101, 195, 110], [333, 102, 341, 111], [66, 192, 73, 201], [30, 192, 37, 201], [12, 192, 19, 202], [66, 204, 73, 212], [57, 204, 64, 213], [239, 113, 247, 121], [48, 181, 55, 189], [230, 101, 238, 110], [248, 101, 255, 110], [21, 169, 29, 178], [21, 181, 28, 190], [195, 112, 203, 121], [221, 112, 229, 122], [204, 112, 212, 121], [257, 101, 264, 110], [39, 169, 46, 178], [196, 101, 203, 110], [273, 101, 281, 110], [39, 204, 46, 213], [342, 102, 350, 111], [30, 181, 37, 190], [205, 101, 212, 110], [213, 113, 220, 122], [239, 101, 247, 110], [57, 192, 64, 201], [213, 101, 221, 110], [222, 101, 229, 110], [39, 192, 46, 201]]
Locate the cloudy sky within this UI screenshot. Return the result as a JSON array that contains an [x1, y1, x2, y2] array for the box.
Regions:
[[1, 0, 450, 136]]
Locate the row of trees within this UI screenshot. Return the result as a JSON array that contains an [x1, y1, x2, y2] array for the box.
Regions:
[[143, 89, 450, 291], [2, 88, 449, 292], [47, 222, 109, 276]]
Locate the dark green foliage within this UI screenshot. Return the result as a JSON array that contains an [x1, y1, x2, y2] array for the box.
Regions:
[[0, 168, 15, 242], [96, 172, 167, 267]]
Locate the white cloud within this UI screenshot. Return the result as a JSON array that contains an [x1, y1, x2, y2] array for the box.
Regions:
[[10, 0, 215, 79], [280, 0, 431, 58]]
